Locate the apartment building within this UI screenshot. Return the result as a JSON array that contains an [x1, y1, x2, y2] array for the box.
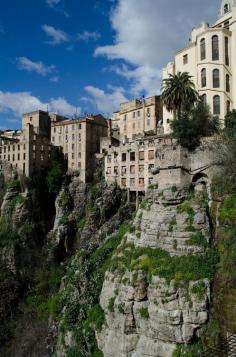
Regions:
[[103, 135, 192, 192], [0, 110, 61, 177], [163, 0, 236, 132], [112, 96, 162, 140], [51, 114, 108, 182]]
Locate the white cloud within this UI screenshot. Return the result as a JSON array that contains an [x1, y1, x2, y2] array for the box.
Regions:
[[0, 91, 79, 117], [77, 31, 101, 42], [42, 24, 70, 45], [49, 97, 79, 116], [46, 0, 61, 7], [84, 85, 127, 115], [17, 57, 55, 76], [95, 0, 218, 96]]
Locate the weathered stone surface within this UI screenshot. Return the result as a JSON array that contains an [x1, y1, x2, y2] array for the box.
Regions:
[[97, 188, 211, 357]]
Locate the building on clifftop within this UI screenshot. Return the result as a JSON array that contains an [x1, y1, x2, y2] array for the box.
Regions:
[[163, 0, 236, 133]]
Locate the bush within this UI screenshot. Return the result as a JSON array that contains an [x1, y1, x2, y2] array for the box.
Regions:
[[186, 232, 208, 248], [139, 307, 149, 319], [88, 304, 105, 332], [46, 161, 64, 194], [171, 101, 219, 150]]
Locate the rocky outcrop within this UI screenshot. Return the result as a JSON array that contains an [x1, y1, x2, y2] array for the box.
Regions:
[[97, 186, 212, 357], [128, 187, 210, 256]]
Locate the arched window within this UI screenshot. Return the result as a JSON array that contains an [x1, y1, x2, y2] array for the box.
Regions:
[[226, 100, 231, 113], [213, 95, 220, 115], [200, 38, 206, 60], [226, 74, 230, 92], [225, 37, 229, 65], [212, 35, 219, 61], [201, 94, 207, 106], [201, 68, 206, 87], [224, 4, 229, 13], [213, 69, 220, 88]]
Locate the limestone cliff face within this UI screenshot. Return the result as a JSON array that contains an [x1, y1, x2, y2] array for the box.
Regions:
[[97, 186, 212, 357]]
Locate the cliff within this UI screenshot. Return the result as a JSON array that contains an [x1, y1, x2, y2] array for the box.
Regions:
[[0, 163, 235, 357]]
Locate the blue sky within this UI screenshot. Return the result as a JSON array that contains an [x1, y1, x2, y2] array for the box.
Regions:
[[0, 0, 221, 129]]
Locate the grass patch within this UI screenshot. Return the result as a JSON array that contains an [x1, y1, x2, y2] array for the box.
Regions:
[[110, 244, 218, 286]]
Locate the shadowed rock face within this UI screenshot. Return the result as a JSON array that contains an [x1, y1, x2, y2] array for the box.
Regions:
[[97, 187, 211, 357]]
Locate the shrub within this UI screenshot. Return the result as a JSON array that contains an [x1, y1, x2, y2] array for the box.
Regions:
[[186, 232, 208, 248], [88, 304, 105, 332], [108, 297, 115, 312], [139, 307, 149, 319], [46, 161, 64, 194], [77, 217, 87, 231]]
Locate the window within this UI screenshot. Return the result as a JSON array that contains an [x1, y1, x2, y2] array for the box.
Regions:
[[72, 153, 74, 159], [124, 114, 127, 121], [226, 74, 230, 92], [114, 166, 119, 175], [213, 95, 220, 115], [212, 35, 219, 61], [130, 152, 135, 161], [121, 178, 126, 187], [53, 127, 56, 133], [139, 178, 144, 187], [107, 167, 111, 175], [72, 144, 75, 150], [133, 112, 135, 118], [148, 150, 154, 160], [130, 178, 135, 187], [147, 108, 150, 116], [78, 124, 81, 129], [139, 151, 144, 160], [183, 54, 188, 64], [130, 165, 135, 174], [200, 38, 206, 60], [139, 165, 144, 174], [137, 111, 140, 117], [201, 94, 207, 106], [225, 37, 229, 65], [224, 3, 229, 13], [107, 154, 111, 163], [213, 69, 220, 88], [148, 164, 154, 172], [72, 134, 75, 140], [122, 153, 126, 162], [201, 68, 206, 87], [121, 166, 126, 175], [133, 123, 135, 129], [226, 100, 231, 113]]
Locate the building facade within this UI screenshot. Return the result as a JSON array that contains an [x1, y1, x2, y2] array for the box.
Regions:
[[51, 115, 108, 182], [0, 110, 60, 177], [163, 0, 236, 132], [112, 96, 162, 140]]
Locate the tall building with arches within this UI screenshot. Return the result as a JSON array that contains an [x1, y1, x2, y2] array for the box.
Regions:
[[163, 0, 236, 133]]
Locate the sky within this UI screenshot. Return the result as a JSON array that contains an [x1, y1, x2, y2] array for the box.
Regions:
[[0, 0, 222, 129]]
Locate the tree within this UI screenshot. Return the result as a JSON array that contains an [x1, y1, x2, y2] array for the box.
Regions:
[[171, 100, 220, 150], [225, 109, 236, 139], [46, 161, 64, 195], [161, 72, 199, 119]]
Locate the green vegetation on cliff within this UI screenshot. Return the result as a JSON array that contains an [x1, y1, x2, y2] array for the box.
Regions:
[[58, 223, 131, 357]]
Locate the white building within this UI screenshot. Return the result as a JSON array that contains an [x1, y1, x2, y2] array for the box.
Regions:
[[163, 0, 236, 133]]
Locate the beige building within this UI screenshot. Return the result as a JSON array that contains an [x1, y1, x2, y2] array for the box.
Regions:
[[51, 115, 108, 182], [163, 0, 236, 132], [112, 96, 162, 140], [102, 135, 218, 193], [0, 110, 61, 177]]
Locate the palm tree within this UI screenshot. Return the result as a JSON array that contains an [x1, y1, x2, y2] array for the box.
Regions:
[[161, 72, 199, 119]]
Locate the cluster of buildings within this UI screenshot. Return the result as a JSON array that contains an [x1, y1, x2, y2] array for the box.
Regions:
[[0, 0, 234, 192]]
